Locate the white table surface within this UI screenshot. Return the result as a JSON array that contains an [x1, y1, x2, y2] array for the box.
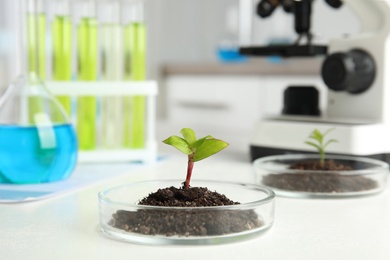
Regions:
[[1, 152, 390, 260]]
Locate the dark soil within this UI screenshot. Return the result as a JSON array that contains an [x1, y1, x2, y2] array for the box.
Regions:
[[263, 159, 378, 193], [110, 186, 262, 237]]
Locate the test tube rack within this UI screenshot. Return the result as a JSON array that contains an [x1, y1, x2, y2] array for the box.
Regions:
[[46, 80, 158, 164]]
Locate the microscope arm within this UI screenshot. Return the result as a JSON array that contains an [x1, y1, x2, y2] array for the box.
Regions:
[[325, 0, 390, 121], [342, 0, 388, 33]]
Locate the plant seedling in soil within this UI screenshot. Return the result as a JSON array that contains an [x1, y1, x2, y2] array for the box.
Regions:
[[109, 128, 263, 237], [163, 128, 229, 188], [263, 128, 378, 193], [304, 128, 337, 167]]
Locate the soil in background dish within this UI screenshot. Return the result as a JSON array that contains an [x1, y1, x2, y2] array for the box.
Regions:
[[110, 186, 262, 237], [263, 159, 378, 193]]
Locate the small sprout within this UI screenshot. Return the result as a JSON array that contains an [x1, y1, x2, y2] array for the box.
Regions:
[[305, 128, 338, 166], [163, 128, 229, 188]]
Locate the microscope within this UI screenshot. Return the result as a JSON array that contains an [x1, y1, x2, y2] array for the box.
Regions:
[[240, 0, 390, 162]]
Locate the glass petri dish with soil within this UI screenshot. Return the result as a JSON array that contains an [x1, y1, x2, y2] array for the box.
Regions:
[[98, 180, 275, 245], [253, 154, 389, 198]]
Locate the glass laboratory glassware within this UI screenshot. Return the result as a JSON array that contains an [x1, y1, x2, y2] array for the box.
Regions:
[[99, 180, 275, 245], [75, 0, 98, 150], [253, 154, 389, 198], [0, 74, 78, 184], [27, 0, 46, 80], [49, 0, 72, 117], [25, 0, 46, 125], [99, 0, 124, 148], [0, 0, 78, 184], [123, 0, 146, 149]]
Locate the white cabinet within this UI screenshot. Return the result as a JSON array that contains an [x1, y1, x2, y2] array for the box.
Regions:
[[164, 73, 325, 153], [165, 75, 263, 152], [167, 75, 263, 128]]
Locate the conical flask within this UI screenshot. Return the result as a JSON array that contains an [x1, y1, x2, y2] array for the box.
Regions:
[[0, 73, 78, 184]]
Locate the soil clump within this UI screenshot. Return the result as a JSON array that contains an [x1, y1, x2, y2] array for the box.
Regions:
[[110, 186, 262, 237], [263, 159, 378, 193]]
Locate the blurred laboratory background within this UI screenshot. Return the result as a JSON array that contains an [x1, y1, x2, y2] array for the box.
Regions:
[[0, 0, 361, 155]]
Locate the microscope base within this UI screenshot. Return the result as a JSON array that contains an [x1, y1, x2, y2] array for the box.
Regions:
[[250, 118, 390, 163]]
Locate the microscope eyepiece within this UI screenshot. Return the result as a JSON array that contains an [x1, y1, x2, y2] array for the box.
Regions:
[[256, 0, 280, 18], [325, 0, 343, 9], [280, 0, 293, 13]]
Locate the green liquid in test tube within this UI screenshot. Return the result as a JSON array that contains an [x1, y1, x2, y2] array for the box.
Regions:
[[27, 13, 46, 79], [77, 17, 97, 150], [101, 23, 123, 148], [124, 21, 146, 148], [27, 13, 46, 124], [52, 15, 72, 118]]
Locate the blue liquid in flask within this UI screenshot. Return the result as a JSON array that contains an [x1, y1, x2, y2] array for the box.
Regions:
[[0, 124, 78, 184]]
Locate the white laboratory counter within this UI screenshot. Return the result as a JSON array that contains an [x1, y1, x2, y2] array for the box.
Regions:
[[1, 152, 390, 260]]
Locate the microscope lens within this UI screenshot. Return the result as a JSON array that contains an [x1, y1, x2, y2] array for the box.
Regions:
[[256, 0, 279, 18]]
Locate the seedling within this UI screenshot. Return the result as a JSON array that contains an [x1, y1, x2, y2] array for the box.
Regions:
[[305, 128, 338, 166], [163, 128, 229, 188]]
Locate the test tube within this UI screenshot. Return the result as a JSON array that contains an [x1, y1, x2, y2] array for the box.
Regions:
[[25, 0, 46, 124], [74, 0, 98, 150], [50, 0, 72, 117], [123, 0, 146, 149], [26, 0, 46, 79], [99, 0, 124, 148]]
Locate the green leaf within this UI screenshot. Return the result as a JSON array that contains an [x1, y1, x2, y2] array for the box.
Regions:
[[324, 139, 338, 149], [305, 141, 322, 151], [192, 139, 229, 162], [323, 128, 335, 137], [191, 135, 212, 148], [180, 128, 196, 145], [162, 136, 192, 155], [311, 129, 323, 143]]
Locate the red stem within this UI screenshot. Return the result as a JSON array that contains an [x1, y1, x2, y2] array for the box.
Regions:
[[184, 156, 194, 189]]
